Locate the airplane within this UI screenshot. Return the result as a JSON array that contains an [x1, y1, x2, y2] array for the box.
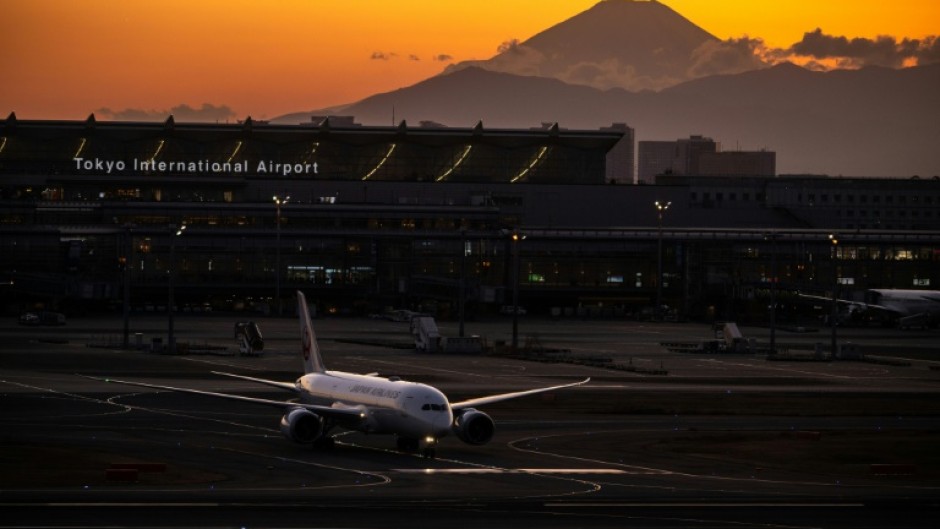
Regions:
[[91, 291, 589, 458], [799, 289, 940, 328]]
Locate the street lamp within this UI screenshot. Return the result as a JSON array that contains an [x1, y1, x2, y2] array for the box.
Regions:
[[273, 195, 290, 316], [654, 200, 671, 320], [168, 223, 186, 354]]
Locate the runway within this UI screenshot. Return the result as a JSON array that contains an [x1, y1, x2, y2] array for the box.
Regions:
[[2, 315, 939, 528]]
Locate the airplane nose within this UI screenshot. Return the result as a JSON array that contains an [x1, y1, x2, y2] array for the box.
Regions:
[[433, 410, 453, 437]]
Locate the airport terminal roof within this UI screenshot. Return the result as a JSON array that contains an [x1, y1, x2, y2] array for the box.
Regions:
[[0, 114, 623, 184]]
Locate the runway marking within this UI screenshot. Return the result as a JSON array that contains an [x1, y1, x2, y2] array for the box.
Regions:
[[698, 358, 859, 379], [393, 468, 631, 475], [544, 502, 866, 508], [0, 378, 134, 418], [178, 357, 271, 372], [509, 433, 674, 476]]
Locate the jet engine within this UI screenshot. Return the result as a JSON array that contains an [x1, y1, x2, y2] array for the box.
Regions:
[[279, 408, 323, 443], [452, 408, 495, 445]]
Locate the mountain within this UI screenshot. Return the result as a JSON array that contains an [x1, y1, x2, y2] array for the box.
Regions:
[[271, 0, 939, 177], [443, 0, 763, 92], [274, 63, 940, 177]]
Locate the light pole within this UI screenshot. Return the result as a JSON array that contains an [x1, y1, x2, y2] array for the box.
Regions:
[[654, 200, 671, 320], [121, 224, 133, 349], [168, 223, 186, 354], [273, 195, 290, 316], [510, 231, 525, 351], [764, 231, 778, 355], [829, 233, 839, 357], [459, 231, 468, 338]]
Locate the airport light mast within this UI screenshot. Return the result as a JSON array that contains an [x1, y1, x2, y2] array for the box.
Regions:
[[121, 223, 134, 349], [459, 231, 468, 338], [273, 195, 290, 316], [829, 233, 839, 357], [168, 223, 186, 354], [655, 200, 671, 319], [510, 230, 525, 351], [764, 231, 779, 355]]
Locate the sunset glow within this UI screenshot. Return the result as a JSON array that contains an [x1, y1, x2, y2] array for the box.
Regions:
[[2, 0, 937, 121]]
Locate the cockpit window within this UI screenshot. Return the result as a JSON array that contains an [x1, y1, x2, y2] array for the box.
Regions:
[[421, 403, 447, 411]]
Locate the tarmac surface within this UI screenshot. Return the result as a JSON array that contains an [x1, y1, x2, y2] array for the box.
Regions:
[[1, 313, 939, 528]]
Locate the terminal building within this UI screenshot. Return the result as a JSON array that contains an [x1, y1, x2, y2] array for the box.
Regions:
[[2, 114, 938, 323]]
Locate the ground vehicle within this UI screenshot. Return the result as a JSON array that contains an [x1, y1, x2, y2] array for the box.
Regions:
[[18, 311, 66, 326], [234, 321, 264, 355]]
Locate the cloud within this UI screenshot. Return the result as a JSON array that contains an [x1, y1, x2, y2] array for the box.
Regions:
[[789, 29, 940, 68], [408, 54, 420, 61], [687, 36, 769, 78], [370, 51, 397, 60], [97, 103, 236, 122], [916, 36, 940, 64], [433, 54, 453, 62], [473, 41, 547, 77], [497, 39, 521, 54]]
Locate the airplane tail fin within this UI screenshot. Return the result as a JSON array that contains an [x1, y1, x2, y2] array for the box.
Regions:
[[297, 291, 325, 374]]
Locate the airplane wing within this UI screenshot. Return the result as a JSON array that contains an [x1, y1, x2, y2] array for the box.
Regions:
[[449, 377, 590, 410], [797, 293, 900, 315], [211, 371, 298, 392], [82, 375, 365, 422]]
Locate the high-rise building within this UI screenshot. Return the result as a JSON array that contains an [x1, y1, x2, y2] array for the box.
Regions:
[[674, 135, 717, 175], [600, 123, 635, 184], [639, 135, 775, 182], [637, 141, 675, 184]]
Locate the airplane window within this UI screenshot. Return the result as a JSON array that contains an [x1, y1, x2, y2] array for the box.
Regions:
[[421, 404, 430, 410]]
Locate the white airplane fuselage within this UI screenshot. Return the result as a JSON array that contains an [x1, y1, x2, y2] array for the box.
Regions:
[[298, 371, 453, 440], [868, 289, 940, 317]]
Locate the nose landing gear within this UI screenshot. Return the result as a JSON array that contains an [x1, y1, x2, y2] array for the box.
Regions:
[[395, 436, 438, 458]]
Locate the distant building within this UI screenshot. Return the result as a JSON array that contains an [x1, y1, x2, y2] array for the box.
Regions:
[[637, 140, 676, 184], [639, 135, 775, 182], [698, 150, 776, 177], [674, 135, 717, 176], [599, 123, 635, 184]]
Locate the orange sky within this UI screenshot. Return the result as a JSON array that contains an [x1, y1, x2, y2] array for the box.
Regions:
[[2, 0, 937, 121]]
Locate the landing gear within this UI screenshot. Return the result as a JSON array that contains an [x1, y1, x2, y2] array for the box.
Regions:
[[396, 437, 437, 458]]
